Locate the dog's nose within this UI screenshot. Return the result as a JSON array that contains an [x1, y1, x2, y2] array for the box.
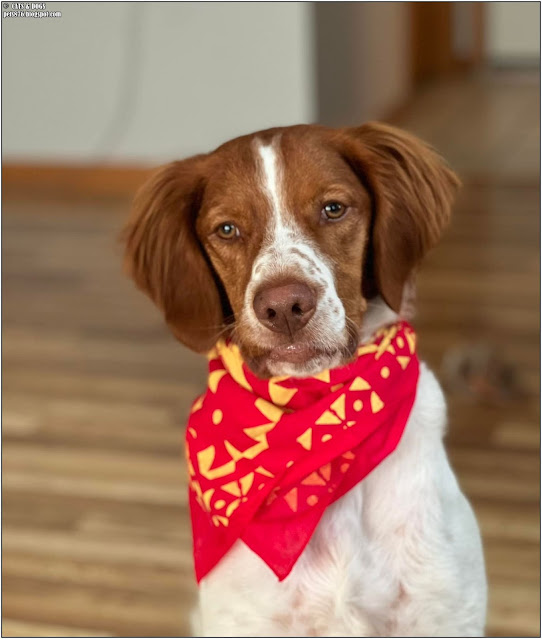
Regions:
[[253, 282, 316, 335]]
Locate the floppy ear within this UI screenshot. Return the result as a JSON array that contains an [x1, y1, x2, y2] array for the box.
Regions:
[[122, 156, 225, 353], [341, 122, 459, 312]]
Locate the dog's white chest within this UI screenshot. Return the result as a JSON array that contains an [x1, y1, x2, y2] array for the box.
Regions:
[[196, 365, 487, 637]]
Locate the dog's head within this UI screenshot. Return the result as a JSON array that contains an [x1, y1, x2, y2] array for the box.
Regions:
[[123, 123, 458, 377]]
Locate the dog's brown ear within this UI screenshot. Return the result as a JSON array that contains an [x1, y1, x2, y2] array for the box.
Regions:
[[341, 122, 459, 312], [122, 156, 224, 353]]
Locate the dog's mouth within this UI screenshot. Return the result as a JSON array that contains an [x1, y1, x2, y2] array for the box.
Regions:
[[266, 342, 321, 364], [241, 334, 359, 379]]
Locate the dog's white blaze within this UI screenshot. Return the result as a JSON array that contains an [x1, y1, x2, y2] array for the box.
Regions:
[[257, 142, 301, 268], [238, 139, 348, 376], [258, 144, 282, 223]]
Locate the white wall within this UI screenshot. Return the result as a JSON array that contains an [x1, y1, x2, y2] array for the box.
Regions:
[[486, 2, 540, 64], [2, 2, 315, 164]]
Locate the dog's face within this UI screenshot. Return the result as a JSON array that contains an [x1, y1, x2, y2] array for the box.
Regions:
[[123, 123, 458, 378], [195, 130, 373, 377]]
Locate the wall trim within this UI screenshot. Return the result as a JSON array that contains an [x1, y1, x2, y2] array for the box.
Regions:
[[3, 161, 537, 203], [2, 164, 154, 199]]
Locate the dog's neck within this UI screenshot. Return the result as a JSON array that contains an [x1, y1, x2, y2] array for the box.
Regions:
[[359, 296, 401, 346]]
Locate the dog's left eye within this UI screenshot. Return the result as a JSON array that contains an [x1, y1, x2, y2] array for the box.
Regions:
[[216, 222, 239, 240], [322, 202, 346, 220]]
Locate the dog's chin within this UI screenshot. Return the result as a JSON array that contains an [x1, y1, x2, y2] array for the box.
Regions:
[[241, 339, 357, 380]]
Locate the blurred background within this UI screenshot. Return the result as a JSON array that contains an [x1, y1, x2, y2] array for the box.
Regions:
[[2, 2, 540, 637]]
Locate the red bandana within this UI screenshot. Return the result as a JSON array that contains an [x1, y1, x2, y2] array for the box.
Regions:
[[186, 321, 419, 583]]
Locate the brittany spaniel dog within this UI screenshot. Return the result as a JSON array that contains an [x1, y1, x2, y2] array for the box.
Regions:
[[123, 123, 487, 637]]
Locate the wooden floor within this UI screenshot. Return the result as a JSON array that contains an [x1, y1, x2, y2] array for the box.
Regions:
[[2, 71, 540, 637]]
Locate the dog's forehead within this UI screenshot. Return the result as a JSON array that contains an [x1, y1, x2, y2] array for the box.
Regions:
[[205, 125, 349, 200]]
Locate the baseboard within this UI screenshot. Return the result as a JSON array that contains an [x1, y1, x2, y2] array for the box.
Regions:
[[2, 164, 154, 199]]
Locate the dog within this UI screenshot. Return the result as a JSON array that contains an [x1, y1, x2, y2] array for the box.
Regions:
[[123, 122, 487, 637]]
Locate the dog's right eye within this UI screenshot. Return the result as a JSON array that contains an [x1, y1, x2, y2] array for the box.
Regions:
[[322, 202, 346, 221], [216, 222, 239, 240]]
